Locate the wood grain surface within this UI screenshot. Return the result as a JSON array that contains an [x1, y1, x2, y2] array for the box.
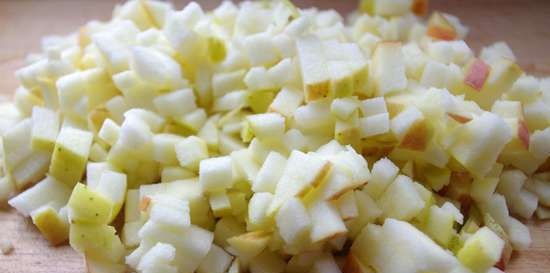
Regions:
[[0, 1, 549, 273]]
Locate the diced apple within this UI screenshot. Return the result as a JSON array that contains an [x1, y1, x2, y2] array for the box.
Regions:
[[68, 183, 114, 225], [50, 127, 93, 187], [9, 176, 70, 216], [197, 244, 233, 273], [297, 35, 331, 102], [309, 201, 347, 243], [199, 156, 234, 192], [457, 227, 504, 273], [31, 205, 69, 245], [276, 197, 311, 245], [70, 223, 125, 262], [363, 157, 399, 199], [253, 151, 287, 193], [377, 175, 426, 221], [464, 58, 490, 91], [372, 42, 407, 96], [227, 231, 271, 261], [248, 192, 274, 231], [153, 88, 197, 117], [427, 12, 457, 41]]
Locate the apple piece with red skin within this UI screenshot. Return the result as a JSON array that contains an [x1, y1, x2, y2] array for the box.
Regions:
[[411, 0, 429, 16], [464, 58, 491, 91], [427, 12, 457, 41]]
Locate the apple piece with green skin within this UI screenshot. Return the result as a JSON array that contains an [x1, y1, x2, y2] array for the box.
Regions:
[[427, 12, 457, 41], [86, 253, 126, 273], [227, 231, 271, 261], [70, 223, 125, 262], [371, 42, 407, 96], [68, 183, 114, 225], [50, 127, 93, 187], [297, 35, 331, 102], [31, 205, 69, 245], [457, 227, 504, 273]]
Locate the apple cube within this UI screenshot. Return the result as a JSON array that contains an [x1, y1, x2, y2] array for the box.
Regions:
[[152, 133, 184, 165], [269, 151, 331, 214], [297, 35, 331, 102], [427, 12, 457, 41], [153, 88, 197, 117], [214, 216, 246, 247], [212, 70, 246, 98], [244, 32, 279, 67], [529, 128, 550, 160], [31, 205, 69, 245], [268, 88, 304, 118], [364, 157, 399, 199], [8, 176, 70, 216], [309, 201, 347, 243], [372, 42, 407, 96], [31, 107, 60, 152], [248, 192, 274, 231], [346, 190, 382, 238], [197, 244, 233, 273], [276, 197, 311, 245], [359, 113, 390, 138], [506, 217, 531, 251], [149, 195, 190, 228], [130, 46, 182, 90], [377, 175, 426, 221], [457, 227, 504, 273], [480, 42, 516, 65], [70, 223, 125, 262], [390, 106, 430, 151], [506, 75, 540, 103], [2, 119, 32, 173], [448, 112, 512, 178], [424, 205, 457, 247], [246, 113, 286, 141], [253, 151, 287, 193], [199, 156, 234, 192], [68, 183, 114, 225], [209, 191, 232, 217], [227, 231, 271, 260], [137, 242, 177, 273], [334, 190, 359, 220], [331, 97, 360, 121], [50, 127, 93, 187], [175, 136, 208, 172], [294, 99, 335, 136]]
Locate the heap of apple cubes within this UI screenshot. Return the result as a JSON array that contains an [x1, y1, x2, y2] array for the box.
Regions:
[[1, 0, 550, 273]]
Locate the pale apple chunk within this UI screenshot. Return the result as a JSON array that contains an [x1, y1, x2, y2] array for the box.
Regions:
[[309, 201, 347, 243], [297, 35, 331, 102], [122, 221, 142, 247], [448, 112, 512, 178], [246, 113, 286, 141], [2, 119, 33, 174], [199, 156, 234, 192], [248, 192, 274, 231], [253, 151, 287, 193], [130, 46, 183, 90], [209, 191, 232, 217], [276, 197, 311, 245], [457, 227, 504, 273], [269, 151, 331, 214], [427, 12, 457, 41], [359, 113, 390, 138], [50, 127, 93, 187], [137, 242, 178, 273], [153, 88, 197, 118], [8, 176, 70, 216], [424, 205, 457, 247], [346, 190, 382, 238], [377, 175, 425, 221], [11, 151, 51, 190], [371, 42, 407, 96], [390, 106, 430, 151], [31, 107, 60, 152], [334, 190, 359, 221], [175, 136, 208, 172], [363, 157, 399, 199], [311, 253, 343, 273], [268, 88, 304, 118], [197, 244, 233, 273]]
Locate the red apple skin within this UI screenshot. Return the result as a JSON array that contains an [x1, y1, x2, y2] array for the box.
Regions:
[[411, 0, 429, 16], [518, 120, 530, 149], [448, 113, 472, 124], [427, 26, 456, 41], [464, 58, 491, 91]]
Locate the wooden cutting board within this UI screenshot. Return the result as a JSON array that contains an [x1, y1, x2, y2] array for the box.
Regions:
[[0, 1, 549, 272]]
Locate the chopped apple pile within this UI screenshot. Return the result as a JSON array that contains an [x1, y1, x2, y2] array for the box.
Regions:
[[2, 0, 550, 273]]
